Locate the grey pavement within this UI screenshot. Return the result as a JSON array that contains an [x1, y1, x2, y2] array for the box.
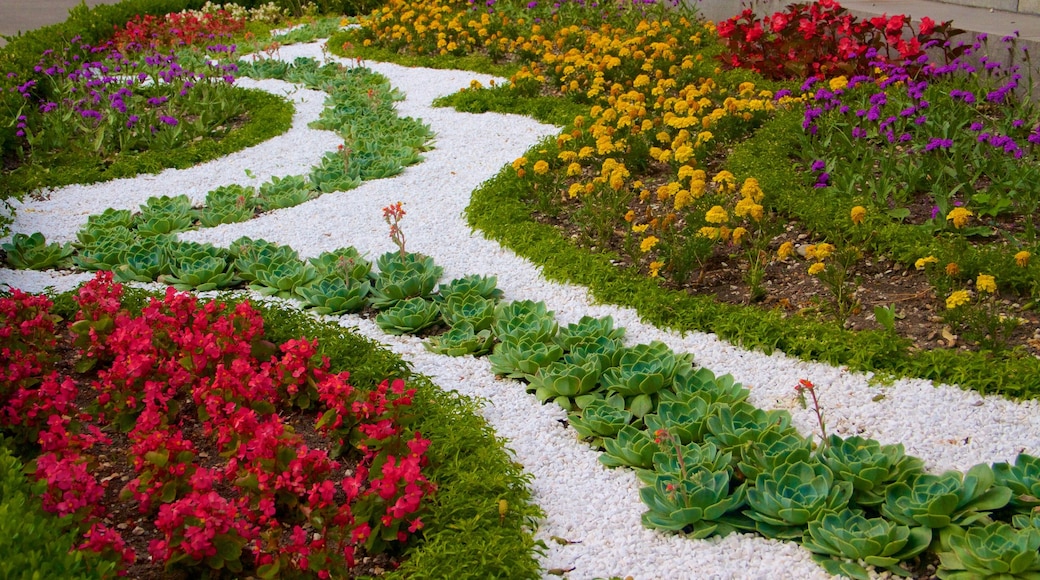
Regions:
[[0, 0, 123, 48]]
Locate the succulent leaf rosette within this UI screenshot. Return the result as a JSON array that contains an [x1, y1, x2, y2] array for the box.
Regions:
[[374, 296, 442, 335], [487, 336, 564, 379], [704, 401, 796, 466], [643, 397, 713, 446], [820, 434, 925, 507], [434, 274, 504, 303], [736, 432, 814, 482], [563, 336, 625, 373], [666, 367, 751, 407], [937, 521, 1040, 579], [114, 235, 174, 283], [423, 321, 495, 356], [555, 315, 625, 351], [600, 424, 658, 470], [993, 453, 1040, 511], [527, 360, 602, 411], [639, 466, 748, 539], [308, 247, 372, 282], [492, 299, 558, 344], [568, 394, 634, 447], [135, 194, 197, 237], [369, 253, 443, 309], [1, 232, 74, 270], [73, 226, 138, 271], [881, 464, 1012, 532], [803, 508, 932, 580], [295, 275, 371, 315], [744, 460, 853, 540], [249, 258, 320, 300], [439, 293, 497, 331]]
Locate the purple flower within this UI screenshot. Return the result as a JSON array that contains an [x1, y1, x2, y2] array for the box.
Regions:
[[527, 0, 537, 7], [930, 205, 940, 219], [774, 89, 792, 100], [852, 126, 867, 138], [923, 137, 953, 152], [147, 96, 168, 106], [810, 159, 826, 172], [126, 115, 139, 128], [814, 172, 830, 188], [159, 115, 178, 126], [1013, 119, 1025, 128], [969, 122, 984, 131], [80, 109, 101, 120]]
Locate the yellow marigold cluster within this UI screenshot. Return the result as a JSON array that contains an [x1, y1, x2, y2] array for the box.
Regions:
[[850, 205, 866, 225], [946, 289, 971, 309], [915, 255, 938, 270], [976, 274, 996, 294], [946, 207, 973, 229], [1015, 251, 1031, 267]]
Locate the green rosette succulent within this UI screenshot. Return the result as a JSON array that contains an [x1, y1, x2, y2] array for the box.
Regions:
[[423, 322, 495, 356], [600, 424, 658, 469], [736, 432, 814, 482], [563, 336, 625, 372], [820, 435, 926, 507], [113, 235, 174, 283], [803, 508, 932, 580], [197, 202, 254, 228], [205, 183, 256, 208], [77, 208, 134, 247], [439, 293, 497, 331], [639, 466, 747, 538], [664, 367, 750, 407], [937, 521, 1040, 580], [308, 247, 372, 282], [643, 397, 713, 446], [434, 274, 504, 302], [1, 232, 73, 270], [493, 299, 558, 344], [249, 258, 320, 299], [993, 453, 1040, 511], [881, 464, 1013, 532], [375, 296, 442, 335], [255, 174, 318, 211], [704, 401, 796, 463], [369, 254, 443, 309], [295, 275, 370, 315], [135, 194, 197, 237], [527, 360, 602, 411], [555, 315, 625, 351], [230, 238, 300, 283], [568, 394, 634, 447], [160, 248, 240, 292], [600, 342, 691, 418], [744, 460, 853, 540], [73, 226, 137, 271], [487, 336, 564, 379], [309, 150, 363, 193]]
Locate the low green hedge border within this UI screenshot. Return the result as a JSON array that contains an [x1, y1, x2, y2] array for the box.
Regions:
[[4, 287, 544, 579]]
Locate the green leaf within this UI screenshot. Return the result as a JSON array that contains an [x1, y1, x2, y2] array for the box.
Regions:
[[257, 561, 281, 579]]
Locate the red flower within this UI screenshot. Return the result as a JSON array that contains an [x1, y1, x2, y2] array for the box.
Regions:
[[919, 16, 935, 36]]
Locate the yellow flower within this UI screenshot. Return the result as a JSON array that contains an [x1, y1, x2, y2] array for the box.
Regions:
[[1015, 250, 1031, 267], [732, 227, 748, 244], [712, 170, 736, 192], [739, 178, 764, 202], [946, 262, 960, 276], [705, 205, 728, 224], [915, 256, 938, 270], [828, 76, 849, 92], [624, 210, 635, 223], [850, 205, 867, 225], [808, 262, 826, 276], [649, 260, 664, 277], [698, 226, 719, 239], [640, 235, 660, 252], [777, 241, 794, 260], [976, 274, 996, 294], [946, 207, 973, 228], [813, 243, 835, 261], [567, 162, 582, 177], [533, 160, 549, 175], [568, 183, 584, 198], [673, 189, 692, 211], [632, 223, 649, 233], [946, 289, 971, 309], [512, 157, 527, 172]]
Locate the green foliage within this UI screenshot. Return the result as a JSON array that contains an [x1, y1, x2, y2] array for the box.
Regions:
[[555, 315, 624, 351], [993, 453, 1040, 512], [199, 184, 256, 227], [643, 397, 712, 447], [308, 246, 373, 281], [134, 194, 196, 237], [439, 293, 498, 331], [735, 433, 814, 482], [640, 464, 746, 538], [881, 464, 1013, 531], [744, 460, 853, 540], [492, 299, 558, 344], [938, 522, 1040, 580], [487, 335, 563, 380], [369, 252, 443, 309], [1, 232, 73, 270], [432, 82, 589, 127], [0, 442, 112, 579], [434, 274, 504, 303], [255, 174, 317, 211], [600, 424, 657, 470], [113, 235, 175, 282], [295, 275, 371, 315], [803, 509, 932, 580], [423, 322, 495, 357], [526, 359, 601, 411], [160, 242, 240, 292], [568, 394, 634, 447], [374, 296, 442, 335], [600, 341, 693, 418], [820, 435, 926, 507], [73, 226, 138, 272]]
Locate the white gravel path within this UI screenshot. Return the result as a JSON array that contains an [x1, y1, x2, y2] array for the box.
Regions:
[[3, 40, 1039, 579]]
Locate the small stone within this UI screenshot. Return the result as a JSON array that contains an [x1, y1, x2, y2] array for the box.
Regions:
[[132, 526, 146, 536]]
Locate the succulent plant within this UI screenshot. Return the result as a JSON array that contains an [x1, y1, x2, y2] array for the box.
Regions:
[[205, 183, 256, 208], [423, 321, 495, 357], [745, 459, 853, 540], [527, 359, 602, 411], [308, 247, 372, 282], [555, 315, 625, 351], [198, 185, 255, 227], [493, 299, 558, 344], [113, 235, 174, 282], [568, 394, 634, 447], [375, 296, 443, 335], [78, 208, 134, 247], [197, 202, 255, 228], [993, 453, 1040, 511], [736, 432, 814, 482], [250, 258, 321, 299], [487, 336, 564, 379], [255, 174, 318, 211], [705, 401, 796, 462], [600, 424, 658, 470], [937, 521, 1040, 580], [159, 243, 240, 292], [600, 342, 696, 418], [369, 254, 443, 309], [803, 508, 932, 580], [563, 336, 625, 372], [643, 397, 713, 446], [230, 237, 300, 283], [639, 465, 748, 538], [295, 275, 370, 315], [820, 435, 926, 507], [134, 194, 197, 236], [73, 226, 138, 271], [309, 150, 363, 193], [434, 274, 504, 303], [881, 464, 1013, 531], [2, 232, 74, 270], [439, 293, 497, 331], [665, 367, 751, 408]]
